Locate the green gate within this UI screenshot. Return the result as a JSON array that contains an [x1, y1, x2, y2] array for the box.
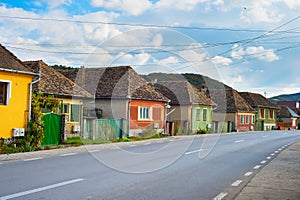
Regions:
[[42, 113, 61, 146]]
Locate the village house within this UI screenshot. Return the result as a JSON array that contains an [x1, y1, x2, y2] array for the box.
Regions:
[[153, 81, 213, 135], [239, 92, 277, 131], [209, 89, 256, 133], [0, 44, 37, 138], [276, 105, 300, 130], [63, 66, 169, 138], [23, 60, 93, 137]]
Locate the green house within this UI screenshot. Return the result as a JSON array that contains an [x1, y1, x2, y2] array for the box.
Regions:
[[239, 92, 277, 131], [153, 81, 213, 135]]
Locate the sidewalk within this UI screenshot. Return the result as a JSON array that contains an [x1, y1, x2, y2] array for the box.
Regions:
[[235, 141, 300, 200]]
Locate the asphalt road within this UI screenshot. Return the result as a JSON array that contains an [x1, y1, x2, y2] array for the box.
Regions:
[[1, 131, 300, 200]]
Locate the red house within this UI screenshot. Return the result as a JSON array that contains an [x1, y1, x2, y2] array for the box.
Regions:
[[210, 89, 256, 132]]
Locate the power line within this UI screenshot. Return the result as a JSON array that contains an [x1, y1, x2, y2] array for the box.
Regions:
[[1, 15, 300, 34]]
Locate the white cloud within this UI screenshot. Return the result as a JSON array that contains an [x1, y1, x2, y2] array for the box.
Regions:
[[155, 56, 179, 66], [231, 44, 279, 62], [42, 0, 72, 8], [231, 44, 244, 59], [155, 0, 208, 11], [91, 0, 152, 15], [211, 56, 232, 66], [112, 51, 151, 66], [245, 46, 279, 62]]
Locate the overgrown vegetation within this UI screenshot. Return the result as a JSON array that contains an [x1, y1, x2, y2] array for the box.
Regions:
[[0, 93, 60, 154]]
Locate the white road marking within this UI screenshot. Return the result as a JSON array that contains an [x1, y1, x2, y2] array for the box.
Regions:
[[253, 165, 261, 169], [129, 144, 137, 147], [60, 153, 77, 157], [260, 160, 267, 164], [262, 135, 269, 138], [143, 142, 151, 145], [23, 157, 43, 162], [234, 140, 245, 143], [267, 156, 272, 160], [275, 151, 279, 153], [271, 153, 275, 156], [89, 150, 101, 153], [278, 148, 282, 151], [213, 192, 228, 200], [231, 180, 243, 187], [0, 178, 84, 200], [184, 149, 204, 155], [244, 172, 253, 176]]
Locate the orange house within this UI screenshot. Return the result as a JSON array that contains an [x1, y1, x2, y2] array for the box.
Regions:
[[130, 99, 166, 134]]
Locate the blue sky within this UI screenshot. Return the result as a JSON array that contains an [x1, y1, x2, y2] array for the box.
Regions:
[[1, 0, 300, 97]]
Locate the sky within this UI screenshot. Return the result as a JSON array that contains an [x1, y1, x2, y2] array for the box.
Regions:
[[1, 0, 300, 98]]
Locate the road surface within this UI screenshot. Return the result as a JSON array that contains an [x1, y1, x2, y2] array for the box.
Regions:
[[0, 131, 300, 200]]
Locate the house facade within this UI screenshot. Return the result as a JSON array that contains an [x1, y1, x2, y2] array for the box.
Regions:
[[153, 81, 213, 135], [66, 66, 169, 137], [23, 60, 93, 137], [276, 105, 300, 130], [210, 89, 256, 133], [0, 44, 36, 138], [239, 92, 277, 131]]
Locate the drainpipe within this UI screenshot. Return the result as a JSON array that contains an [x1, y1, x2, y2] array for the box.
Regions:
[[28, 72, 41, 129], [126, 95, 131, 137], [164, 100, 171, 134]]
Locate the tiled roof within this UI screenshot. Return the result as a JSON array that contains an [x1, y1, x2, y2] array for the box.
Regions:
[[209, 89, 255, 113], [153, 81, 213, 106], [277, 105, 300, 118], [23, 60, 93, 98], [239, 92, 277, 109], [67, 66, 168, 102], [277, 101, 299, 109], [0, 44, 34, 73]]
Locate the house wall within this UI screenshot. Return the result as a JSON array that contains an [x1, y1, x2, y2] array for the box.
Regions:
[[212, 112, 236, 133], [129, 99, 165, 136], [58, 98, 83, 137], [191, 105, 212, 133], [167, 105, 191, 135], [255, 107, 276, 131], [237, 112, 255, 132], [0, 71, 33, 138], [94, 99, 128, 119]]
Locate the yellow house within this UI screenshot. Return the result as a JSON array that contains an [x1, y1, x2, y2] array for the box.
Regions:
[[23, 60, 93, 137], [0, 44, 36, 138]]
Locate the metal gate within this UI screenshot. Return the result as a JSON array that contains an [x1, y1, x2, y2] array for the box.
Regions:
[[83, 118, 128, 140], [42, 113, 61, 146]]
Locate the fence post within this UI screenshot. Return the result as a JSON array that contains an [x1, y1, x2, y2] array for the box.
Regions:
[[119, 118, 123, 139]]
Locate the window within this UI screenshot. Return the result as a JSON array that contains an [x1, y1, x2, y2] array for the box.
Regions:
[[62, 103, 69, 114], [0, 82, 8, 105], [245, 115, 249, 124], [70, 104, 81, 122], [260, 108, 265, 119], [240, 114, 244, 124], [269, 110, 274, 119], [252, 115, 255, 124], [196, 109, 201, 121], [139, 107, 151, 120], [203, 109, 207, 121]]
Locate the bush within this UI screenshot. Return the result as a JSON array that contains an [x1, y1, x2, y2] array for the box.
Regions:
[[196, 129, 208, 134]]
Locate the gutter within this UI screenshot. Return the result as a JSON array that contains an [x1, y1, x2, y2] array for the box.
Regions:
[[0, 67, 37, 76], [28, 72, 41, 127]]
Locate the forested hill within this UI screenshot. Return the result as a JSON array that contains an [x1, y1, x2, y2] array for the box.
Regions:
[[142, 73, 232, 90], [269, 92, 300, 104]]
